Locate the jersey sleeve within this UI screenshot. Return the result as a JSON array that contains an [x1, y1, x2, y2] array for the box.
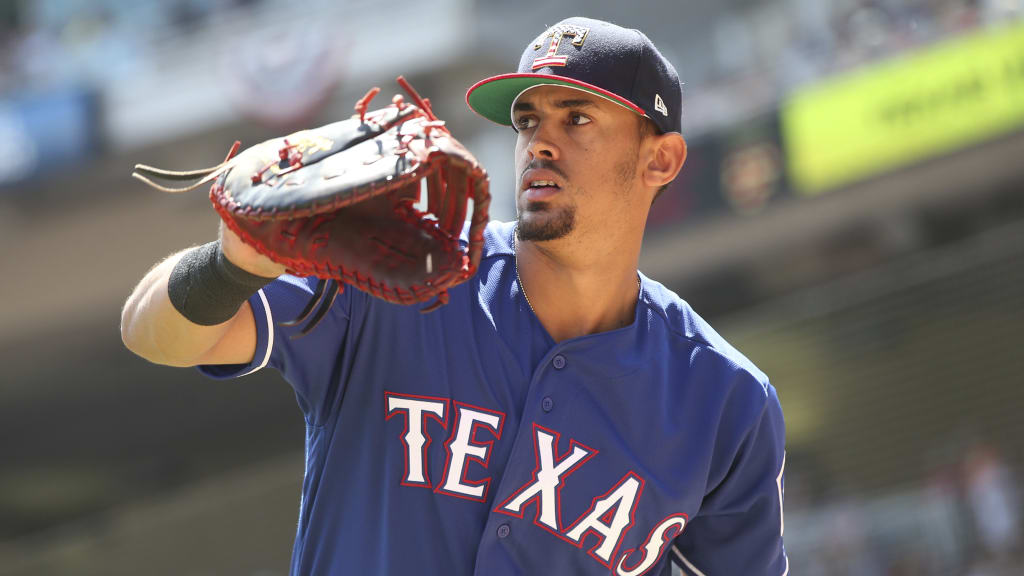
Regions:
[[197, 275, 356, 425], [673, 382, 788, 576]]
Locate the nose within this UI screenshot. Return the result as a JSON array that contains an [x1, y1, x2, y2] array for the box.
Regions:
[[525, 124, 559, 161]]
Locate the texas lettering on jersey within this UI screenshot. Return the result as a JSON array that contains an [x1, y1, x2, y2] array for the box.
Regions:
[[385, 391, 687, 575]]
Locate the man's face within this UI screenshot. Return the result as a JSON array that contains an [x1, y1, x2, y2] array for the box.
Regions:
[[512, 85, 648, 243]]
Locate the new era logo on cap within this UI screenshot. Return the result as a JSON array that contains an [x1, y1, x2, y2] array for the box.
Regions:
[[654, 94, 668, 117], [466, 17, 684, 135]]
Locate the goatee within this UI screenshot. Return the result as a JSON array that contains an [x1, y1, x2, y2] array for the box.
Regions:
[[517, 203, 576, 242]]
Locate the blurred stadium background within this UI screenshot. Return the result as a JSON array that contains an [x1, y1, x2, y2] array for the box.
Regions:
[[0, 0, 1022, 574]]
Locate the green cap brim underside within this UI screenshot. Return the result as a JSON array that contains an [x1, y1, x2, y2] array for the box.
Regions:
[[468, 76, 637, 127]]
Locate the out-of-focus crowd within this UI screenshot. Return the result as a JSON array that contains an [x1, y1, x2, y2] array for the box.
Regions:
[[2, 0, 1021, 100], [785, 435, 1021, 576], [0, 0, 266, 95], [777, 0, 1023, 88]]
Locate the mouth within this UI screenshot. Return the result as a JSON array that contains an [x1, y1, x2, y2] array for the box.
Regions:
[[526, 179, 558, 188], [521, 173, 563, 202]]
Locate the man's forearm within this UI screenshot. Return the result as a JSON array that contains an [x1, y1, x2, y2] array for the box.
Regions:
[[120, 249, 247, 367]]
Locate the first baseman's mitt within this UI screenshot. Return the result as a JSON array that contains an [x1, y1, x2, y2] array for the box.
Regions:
[[133, 77, 490, 335]]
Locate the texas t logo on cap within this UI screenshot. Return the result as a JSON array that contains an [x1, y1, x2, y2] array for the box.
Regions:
[[531, 24, 590, 69]]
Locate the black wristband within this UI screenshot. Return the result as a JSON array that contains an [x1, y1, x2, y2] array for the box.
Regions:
[[167, 241, 276, 326]]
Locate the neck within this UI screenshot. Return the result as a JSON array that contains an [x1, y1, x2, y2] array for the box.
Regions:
[[515, 227, 643, 343]]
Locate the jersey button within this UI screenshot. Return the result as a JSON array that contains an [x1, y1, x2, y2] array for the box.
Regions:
[[542, 396, 554, 412], [552, 354, 566, 369], [497, 523, 511, 538]]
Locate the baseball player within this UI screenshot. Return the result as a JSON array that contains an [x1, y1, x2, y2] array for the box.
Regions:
[[121, 16, 787, 576]]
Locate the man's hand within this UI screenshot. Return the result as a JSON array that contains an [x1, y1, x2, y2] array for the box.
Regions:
[[219, 221, 287, 279]]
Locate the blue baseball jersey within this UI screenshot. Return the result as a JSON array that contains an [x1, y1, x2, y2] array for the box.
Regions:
[[201, 221, 787, 575]]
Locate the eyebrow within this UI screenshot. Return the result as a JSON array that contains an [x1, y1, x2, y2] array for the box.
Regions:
[[512, 98, 599, 112]]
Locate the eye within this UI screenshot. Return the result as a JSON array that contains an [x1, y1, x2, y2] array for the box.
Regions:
[[569, 112, 591, 126], [515, 115, 538, 130]]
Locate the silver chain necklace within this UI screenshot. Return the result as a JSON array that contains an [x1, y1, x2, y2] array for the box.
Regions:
[[513, 226, 640, 315]]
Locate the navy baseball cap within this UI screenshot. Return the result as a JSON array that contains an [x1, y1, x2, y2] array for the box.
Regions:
[[466, 17, 683, 135]]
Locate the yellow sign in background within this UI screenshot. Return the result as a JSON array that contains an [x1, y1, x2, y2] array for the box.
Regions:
[[782, 21, 1024, 195]]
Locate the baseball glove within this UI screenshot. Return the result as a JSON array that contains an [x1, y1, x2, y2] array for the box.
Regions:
[[133, 77, 490, 335]]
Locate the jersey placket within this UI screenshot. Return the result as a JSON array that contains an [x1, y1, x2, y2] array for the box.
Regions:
[[475, 343, 584, 573]]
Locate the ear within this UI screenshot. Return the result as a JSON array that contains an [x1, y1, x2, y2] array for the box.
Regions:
[[642, 133, 687, 189]]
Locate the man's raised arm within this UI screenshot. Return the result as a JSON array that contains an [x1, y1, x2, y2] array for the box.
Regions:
[[120, 223, 285, 367]]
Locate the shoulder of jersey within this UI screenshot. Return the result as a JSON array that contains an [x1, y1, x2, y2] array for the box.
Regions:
[[642, 279, 770, 390], [460, 219, 516, 262]]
